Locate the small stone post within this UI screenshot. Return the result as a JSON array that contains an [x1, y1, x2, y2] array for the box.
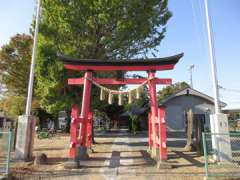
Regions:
[[15, 115, 36, 161], [184, 109, 194, 151]]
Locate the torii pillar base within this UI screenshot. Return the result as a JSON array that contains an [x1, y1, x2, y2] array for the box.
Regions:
[[151, 148, 158, 159], [64, 147, 89, 169], [76, 146, 89, 160], [64, 159, 80, 169], [157, 161, 172, 169]]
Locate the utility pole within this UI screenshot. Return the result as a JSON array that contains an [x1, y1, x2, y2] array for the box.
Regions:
[[203, 0, 220, 114], [204, 0, 232, 163], [15, 0, 41, 161], [25, 0, 41, 115], [188, 65, 194, 88]]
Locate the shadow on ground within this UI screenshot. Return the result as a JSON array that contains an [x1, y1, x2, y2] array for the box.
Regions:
[[11, 131, 205, 180]]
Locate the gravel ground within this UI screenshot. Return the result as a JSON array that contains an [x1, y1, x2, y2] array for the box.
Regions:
[[11, 131, 207, 180]]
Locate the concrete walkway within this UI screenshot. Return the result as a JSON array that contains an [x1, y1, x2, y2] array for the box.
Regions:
[[99, 133, 148, 180], [12, 131, 205, 180]]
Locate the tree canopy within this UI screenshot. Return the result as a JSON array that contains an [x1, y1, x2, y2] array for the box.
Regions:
[[158, 82, 190, 103], [0, 34, 32, 96], [0, 34, 35, 118], [35, 0, 172, 115]]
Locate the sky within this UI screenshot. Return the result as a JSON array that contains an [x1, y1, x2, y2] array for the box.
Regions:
[[0, 0, 239, 106]]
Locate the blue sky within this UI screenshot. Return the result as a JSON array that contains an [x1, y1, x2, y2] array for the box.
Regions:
[[0, 0, 239, 106]]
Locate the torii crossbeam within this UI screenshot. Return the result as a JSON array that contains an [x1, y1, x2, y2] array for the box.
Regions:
[[59, 53, 183, 167]]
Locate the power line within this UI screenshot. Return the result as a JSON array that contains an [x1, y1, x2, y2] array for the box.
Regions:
[[197, 0, 207, 34], [188, 0, 208, 57], [188, 0, 202, 52]]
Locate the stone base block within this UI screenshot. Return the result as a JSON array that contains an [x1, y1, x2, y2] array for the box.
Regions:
[[64, 160, 80, 169], [157, 161, 172, 169], [76, 146, 89, 160], [150, 147, 161, 161], [150, 147, 157, 159], [15, 115, 35, 161]]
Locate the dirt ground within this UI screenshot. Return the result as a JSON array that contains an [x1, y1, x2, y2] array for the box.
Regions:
[[11, 131, 207, 180]]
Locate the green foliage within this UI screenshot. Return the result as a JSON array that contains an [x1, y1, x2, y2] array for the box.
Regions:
[[0, 34, 32, 96], [0, 34, 41, 118], [40, 0, 171, 59], [0, 96, 40, 119], [93, 109, 110, 130], [37, 128, 53, 139], [35, 0, 172, 115], [93, 109, 110, 121], [158, 82, 190, 102], [0, 96, 25, 119], [124, 85, 149, 133], [124, 85, 149, 112], [129, 114, 139, 134]]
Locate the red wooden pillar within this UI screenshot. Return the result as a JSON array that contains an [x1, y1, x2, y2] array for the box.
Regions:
[[158, 106, 167, 161], [69, 105, 80, 158], [79, 71, 92, 149], [86, 112, 93, 148], [147, 71, 158, 156], [148, 112, 153, 149]]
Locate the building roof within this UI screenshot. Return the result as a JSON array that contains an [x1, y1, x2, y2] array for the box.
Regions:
[[160, 87, 227, 107], [222, 104, 240, 111], [57, 53, 183, 66]]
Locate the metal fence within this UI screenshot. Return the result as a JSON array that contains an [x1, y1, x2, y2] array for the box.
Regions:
[[202, 132, 240, 178], [0, 131, 12, 176]]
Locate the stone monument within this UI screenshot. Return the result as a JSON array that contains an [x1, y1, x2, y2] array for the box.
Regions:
[[15, 115, 35, 161]]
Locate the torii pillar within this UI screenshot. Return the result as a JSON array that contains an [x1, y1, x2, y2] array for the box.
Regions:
[[77, 71, 92, 159], [148, 71, 158, 158], [65, 71, 93, 168]]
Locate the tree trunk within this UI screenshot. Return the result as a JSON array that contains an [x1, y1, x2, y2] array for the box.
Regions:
[[184, 109, 194, 151]]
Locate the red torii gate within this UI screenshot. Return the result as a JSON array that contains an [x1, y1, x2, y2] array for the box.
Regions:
[[59, 53, 183, 165]]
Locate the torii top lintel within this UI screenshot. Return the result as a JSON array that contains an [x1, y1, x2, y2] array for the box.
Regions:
[[58, 53, 183, 71]]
